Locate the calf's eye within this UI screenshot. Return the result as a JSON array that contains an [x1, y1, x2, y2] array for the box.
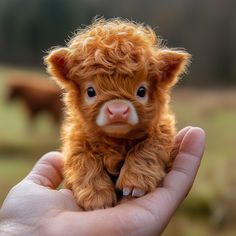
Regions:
[[136, 86, 146, 97], [87, 87, 96, 97]]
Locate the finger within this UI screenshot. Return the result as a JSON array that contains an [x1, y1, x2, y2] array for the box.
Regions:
[[25, 151, 64, 189], [174, 126, 192, 146], [170, 126, 192, 162], [163, 127, 205, 199]]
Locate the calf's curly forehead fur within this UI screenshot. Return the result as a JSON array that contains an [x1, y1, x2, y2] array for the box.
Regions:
[[67, 19, 156, 79], [44, 18, 191, 211]]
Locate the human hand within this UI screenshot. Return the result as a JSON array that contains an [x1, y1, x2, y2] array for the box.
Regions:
[[0, 126, 205, 236]]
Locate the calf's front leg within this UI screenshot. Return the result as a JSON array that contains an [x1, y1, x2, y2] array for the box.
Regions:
[[116, 138, 170, 197], [64, 151, 117, 210]]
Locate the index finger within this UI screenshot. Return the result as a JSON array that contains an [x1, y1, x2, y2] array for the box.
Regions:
[[163, 127, 205, 199]]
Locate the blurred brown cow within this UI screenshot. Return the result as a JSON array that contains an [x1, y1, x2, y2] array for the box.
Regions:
[[6, 72, 63, 125]]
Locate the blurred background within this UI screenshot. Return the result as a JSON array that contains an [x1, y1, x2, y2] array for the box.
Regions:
[[0, 0, 235, 235]]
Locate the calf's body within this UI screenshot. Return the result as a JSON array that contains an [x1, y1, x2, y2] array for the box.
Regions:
[[45, 19, 190, 210]]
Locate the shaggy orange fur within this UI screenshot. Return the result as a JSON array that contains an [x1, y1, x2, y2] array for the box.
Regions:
[[45, 18, 190, 210]]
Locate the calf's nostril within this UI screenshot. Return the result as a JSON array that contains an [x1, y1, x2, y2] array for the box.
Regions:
[[123, 107, 129, 115], [107, 106, 114, 115]]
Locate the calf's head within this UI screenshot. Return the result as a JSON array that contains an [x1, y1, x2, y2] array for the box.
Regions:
[[45, 19, 190, 138]]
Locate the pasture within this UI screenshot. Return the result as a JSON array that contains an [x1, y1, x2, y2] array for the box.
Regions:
[[0, 67, 236, 236]]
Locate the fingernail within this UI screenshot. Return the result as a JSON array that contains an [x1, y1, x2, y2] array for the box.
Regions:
[[181, 127, 206, 158]]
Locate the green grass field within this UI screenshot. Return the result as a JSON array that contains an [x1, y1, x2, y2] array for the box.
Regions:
[[0, 66, 236, 236], [0, 66, 60, 202]]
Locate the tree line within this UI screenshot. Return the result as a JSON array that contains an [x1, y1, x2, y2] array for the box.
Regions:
[[0, 0, 235, 86]]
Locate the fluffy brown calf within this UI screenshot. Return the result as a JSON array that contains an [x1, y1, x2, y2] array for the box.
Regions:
[[6, 74, 63, 124], [45, 19, 190, 210]]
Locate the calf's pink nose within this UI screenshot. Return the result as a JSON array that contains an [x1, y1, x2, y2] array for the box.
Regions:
[[106, 102, 130, 121]]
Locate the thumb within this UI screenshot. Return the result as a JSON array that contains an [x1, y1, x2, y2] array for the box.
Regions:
[[25, 152, 64, 189]]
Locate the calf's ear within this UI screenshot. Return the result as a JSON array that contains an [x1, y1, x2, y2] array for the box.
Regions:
[[154, 49, 191, 89], [44, 48, 71, 88]]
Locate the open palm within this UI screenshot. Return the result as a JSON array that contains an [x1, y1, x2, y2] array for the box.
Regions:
[[0, 127, 205, 236]]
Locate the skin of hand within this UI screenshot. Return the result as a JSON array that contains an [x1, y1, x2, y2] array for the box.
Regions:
[[0, 126, 205, 236]]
